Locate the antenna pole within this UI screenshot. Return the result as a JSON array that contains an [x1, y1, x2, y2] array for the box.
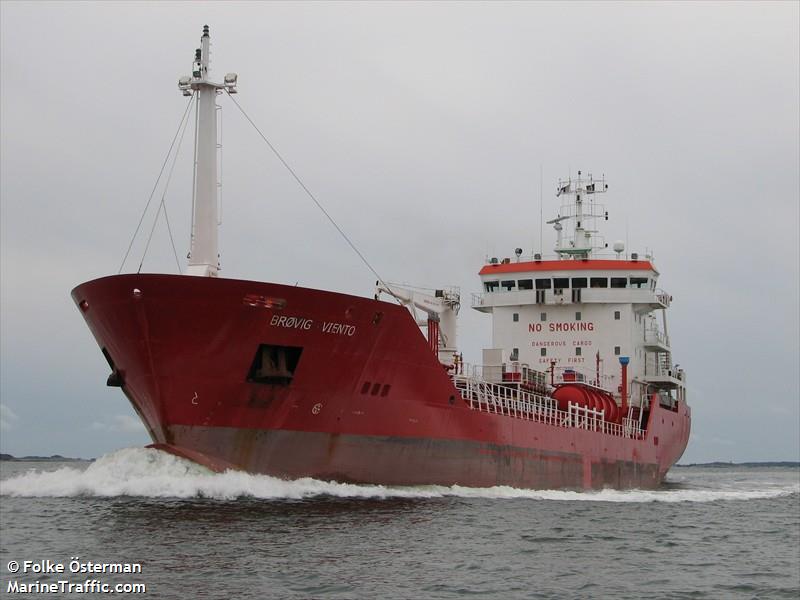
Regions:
[[625, 219, 629, 260], [178, 26, 238, 277], [539, 164, 543, 255], [187, 26, 220, 276]]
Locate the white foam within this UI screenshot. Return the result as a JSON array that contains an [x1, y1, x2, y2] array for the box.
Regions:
[[1, 447, 797, 502]]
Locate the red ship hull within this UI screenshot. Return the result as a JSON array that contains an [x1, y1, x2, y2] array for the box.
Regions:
[[72, 274, 690, 490]]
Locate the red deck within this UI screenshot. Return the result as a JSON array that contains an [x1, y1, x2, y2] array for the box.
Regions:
[[72, 274, 690, 490]]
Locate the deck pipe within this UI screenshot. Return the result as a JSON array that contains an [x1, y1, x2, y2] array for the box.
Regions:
[[595, 351, 601, 387], [619, 356, 630, 421], [427, 318, 439, 354]]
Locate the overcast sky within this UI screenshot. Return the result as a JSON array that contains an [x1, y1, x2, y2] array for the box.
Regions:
[[1, 1, 798, 463]]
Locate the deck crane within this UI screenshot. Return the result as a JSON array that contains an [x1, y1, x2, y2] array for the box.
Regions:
[[375, 283, 460, 365]]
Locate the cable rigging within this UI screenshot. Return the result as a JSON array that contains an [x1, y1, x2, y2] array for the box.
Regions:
[[224, 91, 389, 291], [118, 93, 195, 274], [137, 93, 195, 273], [118, 87, 393, 298]]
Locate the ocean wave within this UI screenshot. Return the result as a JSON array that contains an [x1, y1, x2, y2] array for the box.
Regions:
[[1, 447, 797, 502]]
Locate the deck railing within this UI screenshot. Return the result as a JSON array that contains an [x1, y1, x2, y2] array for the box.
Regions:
[[644, 327, 669, 347], [450, 373, 645, 440], [655, 289, 671, 308]]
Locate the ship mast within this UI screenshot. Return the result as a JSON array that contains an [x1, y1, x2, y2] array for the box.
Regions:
[[178, 25, 238, 277]]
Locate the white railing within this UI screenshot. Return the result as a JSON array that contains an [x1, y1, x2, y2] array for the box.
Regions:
[[655, 289, 671, 308], [482, 251, 644, 264], [457, 362, 548, 392], [452, 373, 561, 424], [622, 417, 640, 437], [450, 373, 645, 439], [645, 354, 686, 383], [644, 327, 669, 347], [569, 401, 604, 431], [471, 288, 667, 308]]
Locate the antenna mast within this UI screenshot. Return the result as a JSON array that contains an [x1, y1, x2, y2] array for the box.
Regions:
[[549, 171, 609, 260], [178, 26, 238, 277]]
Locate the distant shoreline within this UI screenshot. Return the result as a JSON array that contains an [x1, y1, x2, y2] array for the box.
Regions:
[[0, 454, 93, 462], [675, 461, 799, 468], [0, 453, 796, 468]]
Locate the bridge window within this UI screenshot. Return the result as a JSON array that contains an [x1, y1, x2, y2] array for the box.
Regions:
[[535, 278, 552, 290], [518, 279, 533, 290], [485, 280, 499, 292], [512, 313, 519, 322], [540, 347, 547, 357], [571, 277, 587, 288], [614, 346, 621, 355], [610, 277, 627, 288], [575, 347, 582, 356], [590, 277, 608, 288], [501, 280, 516, 291], [554, 278, 569, 289], [630, 277, 648, 288], [575, 311, 582, 321], [540, 312, 547, 321], [614, 310, 621, 320]]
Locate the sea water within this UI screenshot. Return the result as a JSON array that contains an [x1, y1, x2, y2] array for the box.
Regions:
[[1, 449, 798, 599]]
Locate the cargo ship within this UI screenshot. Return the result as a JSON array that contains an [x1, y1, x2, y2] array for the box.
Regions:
[[72, 27, 689, 489]]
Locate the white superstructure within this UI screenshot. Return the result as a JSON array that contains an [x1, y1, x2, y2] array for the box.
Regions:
[[472, 172, 686, 413]]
